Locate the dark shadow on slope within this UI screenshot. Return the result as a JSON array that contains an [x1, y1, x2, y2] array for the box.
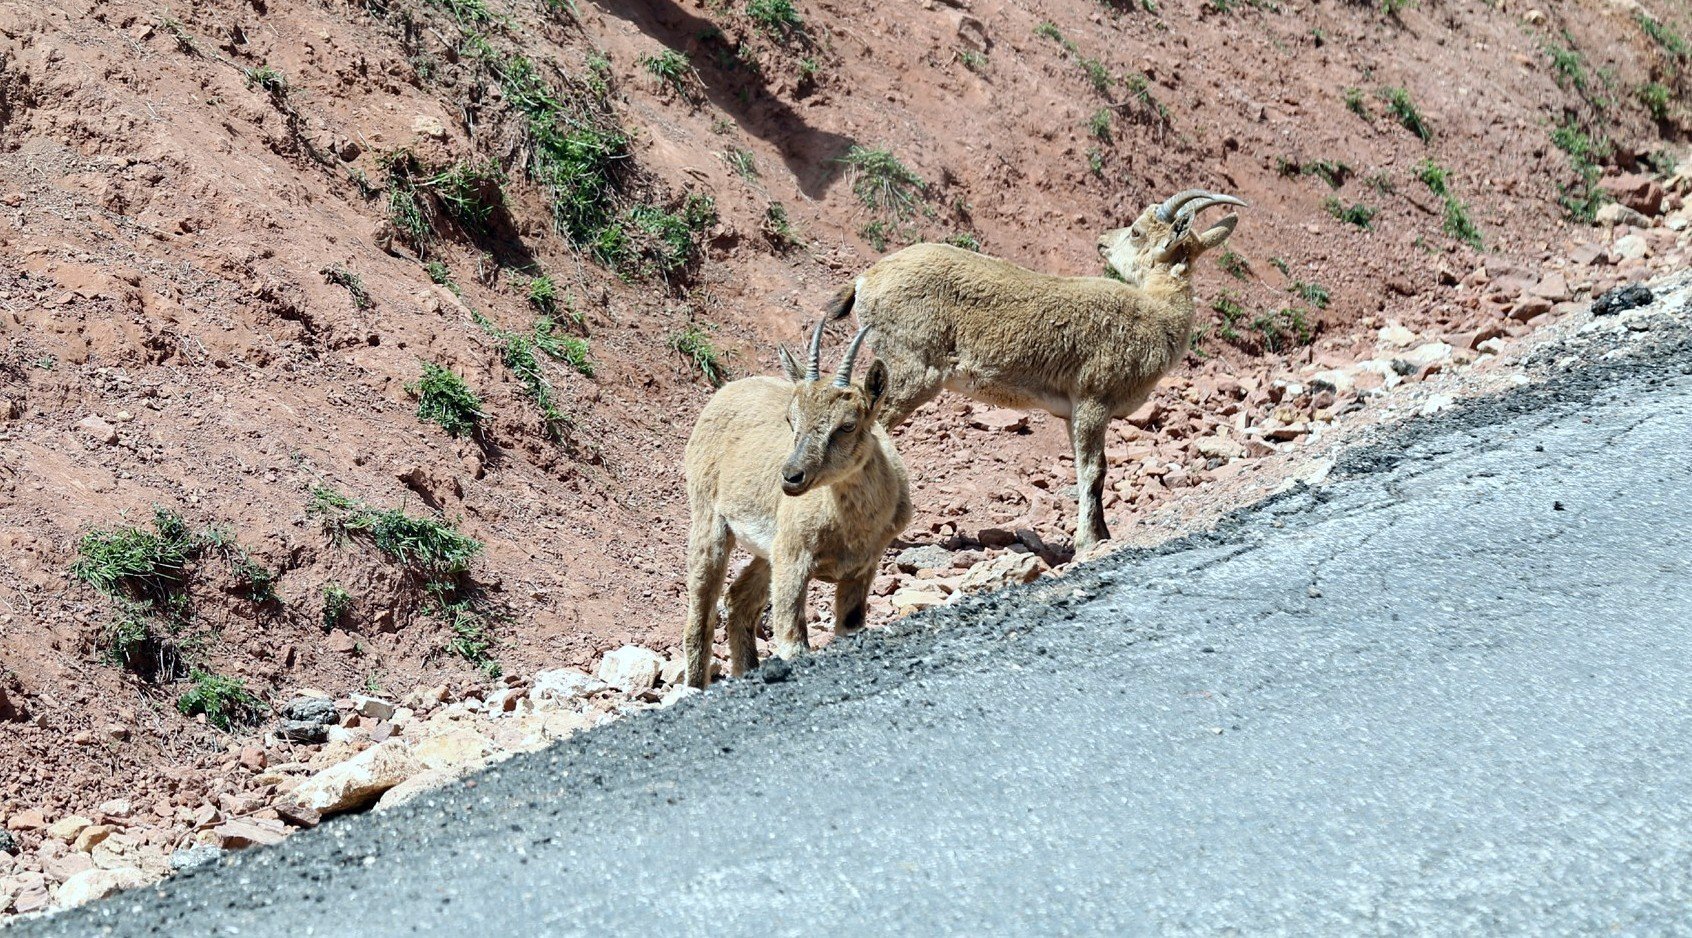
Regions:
[[589, 0, 855, 199]]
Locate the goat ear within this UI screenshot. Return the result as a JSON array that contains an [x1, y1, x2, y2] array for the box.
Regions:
[[861, 359, 889, 411], [1195, 213, 1239, 253], [777, 345, 805, 383]]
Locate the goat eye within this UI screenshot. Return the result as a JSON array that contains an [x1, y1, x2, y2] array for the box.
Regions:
[[836, 423, 856, 436]]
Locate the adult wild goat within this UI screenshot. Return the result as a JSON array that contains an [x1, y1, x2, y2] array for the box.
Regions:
[[682, 323, 911, 689], [823, 189, 1246, 551]]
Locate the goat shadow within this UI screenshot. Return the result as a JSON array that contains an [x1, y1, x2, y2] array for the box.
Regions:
[[586, 0, 856, 199]]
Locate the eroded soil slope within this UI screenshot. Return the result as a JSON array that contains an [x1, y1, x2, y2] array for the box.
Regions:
[[0, 0, 1689, 878]]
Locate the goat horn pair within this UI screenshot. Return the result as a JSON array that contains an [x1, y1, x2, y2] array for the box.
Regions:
[[803, 321, 874, 386], [832, 325, 873, 388], [1154, 189, 1248, 223], [1175, 193, 1248, 227]]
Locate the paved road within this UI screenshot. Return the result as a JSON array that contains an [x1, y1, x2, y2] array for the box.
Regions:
[[22, 307, 1692, 935]]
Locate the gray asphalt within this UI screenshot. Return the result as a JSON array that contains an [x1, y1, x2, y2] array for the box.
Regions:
[[20, 300, 1692, 936]]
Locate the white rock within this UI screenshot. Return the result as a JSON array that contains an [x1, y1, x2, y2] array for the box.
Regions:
[[95, 799, 132, 819], [530, 668, 607, 704], [1420, 394, 1457, 416], [55, 866, 149, 909], [350, 695, 397, 721], [1400, 342, 1453, 368], [660, 685, 701, 707], [958, 552, 1045, 593], [1595, 202, 1650, 228], [1611, 234, 1649, 261], [1376, 324, 1417, 349], [411, 727, 494, 773], [289, 739, 420, 816], [596, 646, 665, 693]]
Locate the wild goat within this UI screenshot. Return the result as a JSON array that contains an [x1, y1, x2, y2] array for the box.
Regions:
[[682, 323, 911, 689], [823, 189, 1245, 552]]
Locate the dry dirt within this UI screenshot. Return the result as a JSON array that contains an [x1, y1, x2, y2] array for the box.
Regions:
[[0, 0, 1689, 908]]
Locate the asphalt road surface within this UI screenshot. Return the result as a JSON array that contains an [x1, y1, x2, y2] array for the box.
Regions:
[[23, 311, 1692, 936]]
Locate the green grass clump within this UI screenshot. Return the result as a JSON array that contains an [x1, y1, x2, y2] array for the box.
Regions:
[[945, 232, 982, 251], [1290, 280, 1330, 308], [762, 202, 800, 248], [1218, 250, 1249, 279], [1211, 292, 1247, 343], [73, 508, 203, 607], [527, 275, 560, 317], [958, 49, 987, 71], [747, 0, 802, 36], [1639, 82, 1672, 120], [1088, 108, 1113, 142], [243, 65, 286, 97], [533, 316, 594, 377], [839, 146, 925, 218], [1415, 158, 1482, 248], [1381, 87, 1431, 142], [322, 266, 372, 310], [642, 49, 696, 98], [1251, 307, 1314, 352], [310, 487, 483, 578], [1344, 87, 1367, 117], [431, 0, 494, 25], [425, 261, 456, 288], [428, 584, 504, 677], [176, 670, 263, 730], [670, 326, 725, 387], [1637, 12, 1689, 58], [1546, 39, 1587, 91], [724, 147, 759, 179], [1079, 57, 1112, 93], [322, 584, 353, 630], [1323, 197, 1377, 229], [408, 362, 483, 438], [1550, 119, 1611, 223], [422, 159, 506, 229]]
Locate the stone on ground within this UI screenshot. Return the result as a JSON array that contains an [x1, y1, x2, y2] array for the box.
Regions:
[[288, 739, 421, 816]]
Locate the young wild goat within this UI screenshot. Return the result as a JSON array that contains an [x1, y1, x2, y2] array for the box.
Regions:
[[682, 323, 911, 689], [823, 188, 1245, 552]]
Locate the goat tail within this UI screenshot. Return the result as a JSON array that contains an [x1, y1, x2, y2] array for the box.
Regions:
[[822, 281, 857, 323]]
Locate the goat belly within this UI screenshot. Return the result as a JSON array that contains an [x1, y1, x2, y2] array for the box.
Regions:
[[942, 373, 1073, 419], [725, 517, 777, 560]]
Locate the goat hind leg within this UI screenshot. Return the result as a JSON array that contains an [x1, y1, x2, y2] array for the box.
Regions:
[[723, 556, 770, 677], [683, 516, 732, 688], [832, 574, 873, 637], [1068, 400, 1113, 552]]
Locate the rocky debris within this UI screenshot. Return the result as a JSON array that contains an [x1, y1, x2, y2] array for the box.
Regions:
[[0, 832, 16, 856], [7, 809, 47, 833], [968, 408, 1028, 432], [76, 414, 118, 445], [169, 845, 223, 872], [895, 545, 953, 572], [46, 816, 92, 844], [531, 668, 607, 703], [596, 646, 666, 693], [284, 696, 337, 724], [288, 739, 421, 816], [272, 802, 321, 829], [0, 675, 27, 723], [1398, 342, 1453, 369], [412, 727, 494, 773], [1611, 234, 1649, 262], [958, 552, 1046, 593], [1598, 172, 1665, 217], [54, 866, 149, 909], [277, 720, 330, 744], [1592, 284, 1653, 316], [350, 695, 397, 721], [208, 818, 287, 850], [659, 657, 686, 688], [891, 585, 951, 614]]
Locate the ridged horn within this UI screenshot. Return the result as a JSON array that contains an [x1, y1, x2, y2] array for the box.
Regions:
[[1154, 189, 1212, 223], [832, 325, 873, 388], [1174, 193, 1248, 227], [805, 317, 826, 382]]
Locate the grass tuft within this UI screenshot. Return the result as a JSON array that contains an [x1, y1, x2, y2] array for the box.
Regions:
[[408, 362, 483, 438], [309, 486, 483, 578], [839, 146, 925, 218], [322, 265, 373, 310], [176, 670, 263, 730], [1323, 197, 1377, 229], [1381, 87, 1431, 142], [670, 326, 725, 387]]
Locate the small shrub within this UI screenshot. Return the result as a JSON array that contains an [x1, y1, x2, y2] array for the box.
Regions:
[[1381, 87, 1431, 142], [527, 275, 560, 316], [1441, 198, 1483, 250], [958, 49, 987, 71], [1546, 39, 1587, 92], [1079, 57, 1112, 93], [1251, 307, 1314, 352], [1269, 256, 1291, 276], [176, 670, 263, 730], [310, 487, 483, 578], [944, 232, 982, 251], [425, 261, 456, 288], [1550, 120, 1611, 223], [430, 587, 503, 677], [1218, 250, 1249, 279], [1637, 12, 1690, 58], [1323, 197, 1377, 229], [321, 266, 372, 309], [1290, 280, 1330, 308], [724, 147, 759, 179], [1344, 87, 1367, 117], [1034, 21, 1067, 44], [1087, 148, 1105, 177], [762, 202, 801, 248], [73, 508, 203, 608], [533, 316, 594, 377], [642, 49, 696, 98], [1088, 108, 1113, 142], [839, 146, 925, 218], [227, 550, 277, 604], [860, 219, 893, 251], [1639, 82, 1672, 120], [1211, 291, 1247, 342], [670, 327, 725, 387], [408, 362, 483, 438], [322, 584, 353, 630]]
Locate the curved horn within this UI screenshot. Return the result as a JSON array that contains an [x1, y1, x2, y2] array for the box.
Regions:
[[1174, 193, 1248, 227], [805, 318, 826, 382], [1154, 189, 1212, 222], [832, 325, 873, 388]]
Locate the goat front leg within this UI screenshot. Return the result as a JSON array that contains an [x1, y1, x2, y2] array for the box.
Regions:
[[832, 573, 874, 637], [1068, 399, 1113, 552], [768, 543, 816, 661], [683, 513, 732, 689]]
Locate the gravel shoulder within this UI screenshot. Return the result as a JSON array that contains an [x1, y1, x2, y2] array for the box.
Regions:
[[13, 285, 1692, 935]]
